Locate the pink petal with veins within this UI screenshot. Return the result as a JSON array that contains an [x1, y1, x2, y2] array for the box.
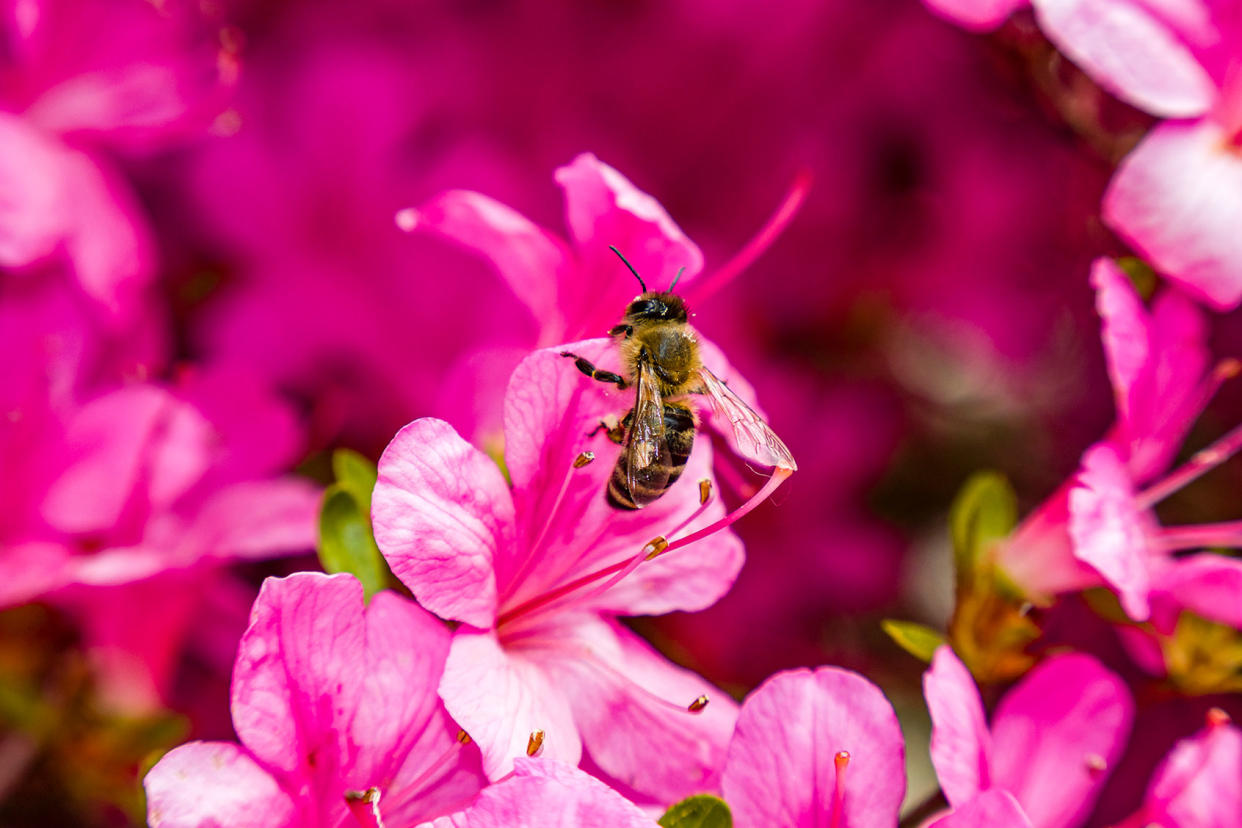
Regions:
[[373, 418, 514, 628], [231, 573, 481, 824], [1104, 119, 1242, 311], [722, 667, 905, 828], [537, 614, 737, 803], [145, 741, 300, 828], [425, 758, 656, 828], [439, 627, 582, 781]]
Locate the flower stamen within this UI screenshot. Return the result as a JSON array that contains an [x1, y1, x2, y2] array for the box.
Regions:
[[688, 694, 709, 713], [526, 729, 545, 757]]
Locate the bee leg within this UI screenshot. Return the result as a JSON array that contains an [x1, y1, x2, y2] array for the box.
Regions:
[[588, 417, 630, 444], [560, 352, 628, 389]]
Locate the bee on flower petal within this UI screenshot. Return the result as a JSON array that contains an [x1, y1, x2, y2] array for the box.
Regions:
[[562, 246, 795, 509]]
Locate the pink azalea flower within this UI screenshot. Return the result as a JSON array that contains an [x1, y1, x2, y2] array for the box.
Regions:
[[718, 666, 906, 828], [0, 0, 235, 321], [1067, 259, 1242, 624], [995, 259, 1242, 618], [0, 350, 319, 707], [919, 0, 1242, 309], [372, 342, 748, 804], [923, 646, 1134, 828], [402, 151, 807, 443], [1113, 708, 1242, 828], [144, 572, 487, 827]]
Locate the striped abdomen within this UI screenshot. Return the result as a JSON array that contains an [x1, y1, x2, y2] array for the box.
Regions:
[[607, 402, 696, 510]]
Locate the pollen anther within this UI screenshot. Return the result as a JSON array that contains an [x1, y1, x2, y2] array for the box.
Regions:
[[698, 478, 712, 505], [573, 451, 596, 468], [688, 694, 709, 713], [643, 536, 669, 560], [527, 729, 545, 756], [456, 729, 472, 744]]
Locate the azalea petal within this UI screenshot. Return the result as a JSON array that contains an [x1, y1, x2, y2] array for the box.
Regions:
[[921, 0, 1028, 32], [424, 758, 655, 828], [411, 190, 572, 343], [722, 667, 905, 828], [373, 418, 514, 628], [1162, 554, 1242, 629], [0, 115, 153, 319], [1033, 0, 1218, 118], [929, 790, 1033, 828], [1104, 119, 1242, 311], [499, 342, 741, 617], [924, 646, 992, 808], [536, 614, 738, 803], [439, 627, 582, 781], [554, 153, 704, 339], [1068, 442, 1159, 621], [40, 385, 212, 535], [1091, 258, 1209, 481], [231, 573, 471, 823], [989, 653, 1134, 828], [145, 741, 300, 828], [186, 478, 320, 561], [1145, 718, 1242, 827]]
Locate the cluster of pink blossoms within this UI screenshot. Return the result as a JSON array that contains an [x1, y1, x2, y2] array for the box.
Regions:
[[146, 152, 1242, 826], [5, 0, 1242, 823]]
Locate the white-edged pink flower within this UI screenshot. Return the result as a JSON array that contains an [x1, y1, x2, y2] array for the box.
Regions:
[[923, 646, 1133, 828], [1113, 708, 1241, 828], [144, 572, 487, 827], [372, 343, 746, 804], [919, 0, 1242, 309], [719, 666, 906, 828]]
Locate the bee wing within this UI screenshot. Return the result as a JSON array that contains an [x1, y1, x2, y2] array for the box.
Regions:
[[696, 367, 797, 471], [623, 358, 672, 507]]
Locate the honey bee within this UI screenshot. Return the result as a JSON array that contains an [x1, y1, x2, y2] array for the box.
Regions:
[[562, 247, 796, 509]]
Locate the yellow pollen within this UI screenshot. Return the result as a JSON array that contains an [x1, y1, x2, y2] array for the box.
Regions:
[[526, 729, 545, 756], [688, 695, 709, 713], [573, 451, 596, 469], [456, 729, 472, 744]]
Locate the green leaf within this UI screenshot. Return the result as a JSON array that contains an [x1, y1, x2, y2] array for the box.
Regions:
[[949, 471, 1017, 582], [317, 486, 389, 601], [881, 619, 946, 663], [331, 449, 378, 512], [659, 795, 733, 828]]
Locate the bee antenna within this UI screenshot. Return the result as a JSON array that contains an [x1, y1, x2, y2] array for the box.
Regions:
[[609, 245, 646, 293], [668, 266, 685, 292]]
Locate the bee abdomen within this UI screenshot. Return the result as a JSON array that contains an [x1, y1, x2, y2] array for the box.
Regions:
[[607, 403, 696, 510]]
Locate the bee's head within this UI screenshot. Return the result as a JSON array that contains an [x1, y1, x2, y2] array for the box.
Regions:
[[625, 292, 688, 323], [609, 245, 691, 324]]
